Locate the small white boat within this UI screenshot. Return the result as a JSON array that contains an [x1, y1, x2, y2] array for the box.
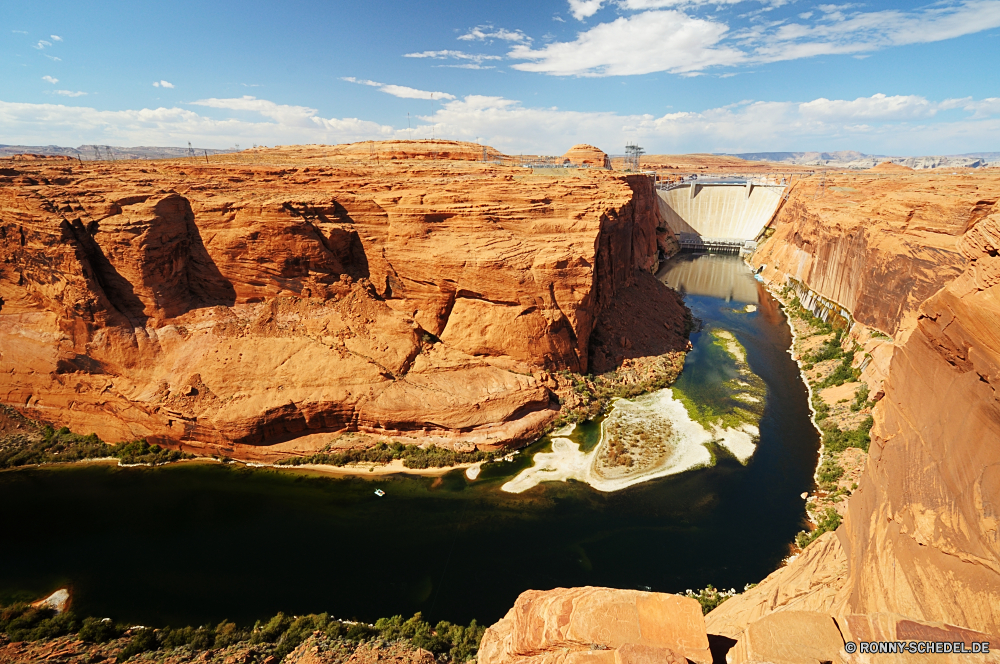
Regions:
[[374, 489, 385, 497]]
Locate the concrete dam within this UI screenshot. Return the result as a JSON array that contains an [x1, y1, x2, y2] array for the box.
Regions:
[[657, 178, 786, 252]]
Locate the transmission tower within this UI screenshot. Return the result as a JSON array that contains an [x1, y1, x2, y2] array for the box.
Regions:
[[625, 143, 645, 171], [93, 145, 102, 161], [188, 141, 196, 160]]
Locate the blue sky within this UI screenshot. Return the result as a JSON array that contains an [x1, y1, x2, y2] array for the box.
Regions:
[[3, 0, 999, 154]]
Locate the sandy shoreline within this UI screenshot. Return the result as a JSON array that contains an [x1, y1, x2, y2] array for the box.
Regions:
[[243, 458, 483, 479], [6, 454, 484, 481]]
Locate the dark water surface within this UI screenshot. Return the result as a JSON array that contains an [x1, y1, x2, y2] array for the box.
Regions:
[[1, 253, 820, 628]]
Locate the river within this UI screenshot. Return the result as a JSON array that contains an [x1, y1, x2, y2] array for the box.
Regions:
[[0, 253, 820, 629]]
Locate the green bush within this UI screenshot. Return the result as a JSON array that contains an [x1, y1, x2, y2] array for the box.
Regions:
[[0, 419, 192, 469], [822, 415, 873, 453], [850, 384, 870, 412], [818, 355, 860, 388], [683, 585, 736, 615], [796, 508, 842, 549], [277, 441, 494, 469], [78, 617, 124, 643], [817, 457, 844, 490], [119, 627, 158, 659], [0, 604, 487, 662]]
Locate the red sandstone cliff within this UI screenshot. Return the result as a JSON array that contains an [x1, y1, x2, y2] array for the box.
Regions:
[[0, 143, 676, 459], [708, 169, 1000, 640]]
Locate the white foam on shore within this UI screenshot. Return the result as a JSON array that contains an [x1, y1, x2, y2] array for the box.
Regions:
[[502, 389, 721, 494]]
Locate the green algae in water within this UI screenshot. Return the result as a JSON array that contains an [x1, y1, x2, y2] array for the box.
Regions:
[[671, 327, 766, 438]]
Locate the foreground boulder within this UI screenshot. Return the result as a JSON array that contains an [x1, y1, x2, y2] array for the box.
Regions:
[[478, 587, 711, 664]]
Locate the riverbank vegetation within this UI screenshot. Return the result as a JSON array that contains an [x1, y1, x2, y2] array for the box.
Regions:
[[276, 439, 495, 469], [778, 288, 876, 549], [684, 583, 758, 615], [550, 352, 688, 430], [0, 408, 193, 469], [0, 602, 485, 662]]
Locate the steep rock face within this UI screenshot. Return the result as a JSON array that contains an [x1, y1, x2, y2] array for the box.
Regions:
[[735, 171, 1000, 637], [839, 208, 1000, 635], [0, 146, 663, 457], [753, 172, 999, 337]]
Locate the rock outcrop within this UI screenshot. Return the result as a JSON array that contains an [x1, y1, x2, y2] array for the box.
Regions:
[[478, 587, 711, 664], [0, 144, 675, 458], [562, 145, 610, 169]]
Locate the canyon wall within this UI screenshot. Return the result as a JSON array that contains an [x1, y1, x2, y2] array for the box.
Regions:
[[712, 169, 1000, 638], [0, 143, 677, 458]]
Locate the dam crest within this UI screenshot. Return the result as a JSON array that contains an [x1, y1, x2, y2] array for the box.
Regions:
[[657, 176, 786, 253]]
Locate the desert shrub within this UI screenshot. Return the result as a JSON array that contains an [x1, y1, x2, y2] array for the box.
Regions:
[[277, 441, 494, 469], [817, 457, 845, 490], [850, 384, 871, 411], [683, 585, 736, 615], [0, 604, 487, 662], [818, 355, 860, 388], [796, 508, 842, 549], [78, 617, 124, 643], [822, 415, 873, 453], [119, 627, 158, 659], [250, 612, 292, 644], [213, 620, 247, 648]]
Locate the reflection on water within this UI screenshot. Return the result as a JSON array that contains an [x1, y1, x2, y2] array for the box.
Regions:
[[0, 254, 820, 632], [660, 253, 760, 304]]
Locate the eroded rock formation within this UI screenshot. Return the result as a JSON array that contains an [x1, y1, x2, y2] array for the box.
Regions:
[[0, 144, 683, 459]]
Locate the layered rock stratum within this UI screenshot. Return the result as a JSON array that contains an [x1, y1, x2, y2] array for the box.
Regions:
[[0, 142, 685, 460]]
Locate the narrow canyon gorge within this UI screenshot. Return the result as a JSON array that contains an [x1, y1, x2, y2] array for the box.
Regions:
[[3, 144, 1000, 663]]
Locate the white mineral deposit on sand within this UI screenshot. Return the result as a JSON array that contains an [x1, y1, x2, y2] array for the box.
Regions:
[[502, 389, 758, 494]]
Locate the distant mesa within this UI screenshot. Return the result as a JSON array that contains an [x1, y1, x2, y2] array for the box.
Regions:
[[561, 144, 611, 168], [869, 160, 914, 172], [276, 139, 506, 162]]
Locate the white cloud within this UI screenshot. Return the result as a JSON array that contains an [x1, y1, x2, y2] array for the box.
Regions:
[[568, 0, 605, 20], [413, 93, 1000, 155], [509, 0, 1000, 76], [458, 25, 531, 42], [0, 98, 395, 147], [50, 35, 63, 41], [12, 30, 28, 34], [42, 75, 59, 84], [942, 97, 1000, 119], [33, 40, 52, 50], [44, 54, 61, 61], [510, 10, 743, 76], [1, 92, 997, 157], [435, 64, 496, 70], [404, 50, 502, 65], [53, 90, 87, 97], [798, 94, 937, 120], [153, 80, 175, 88], [340, 77, 455, 100]]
